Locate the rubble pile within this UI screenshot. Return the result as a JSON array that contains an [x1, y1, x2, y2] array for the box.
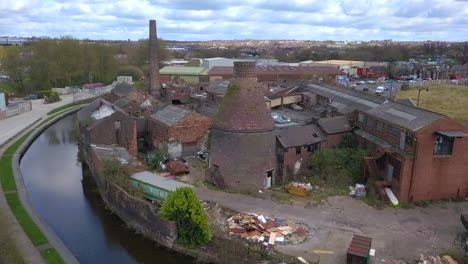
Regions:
[[392, 255, 458, 264], [226, 213, 307, 245], [287, 182, 313, 190]]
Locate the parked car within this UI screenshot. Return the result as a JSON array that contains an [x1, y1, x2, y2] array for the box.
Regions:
[[366, 80, 376, 84], [358, 80, 366, 84], [375, 86, 385, 95], [362, 87, 369, 92], [271, 112, 291, 124], [24, 94, 39, 100]]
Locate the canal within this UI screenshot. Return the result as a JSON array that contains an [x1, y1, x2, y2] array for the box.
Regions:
[[20, 114, 193, 264]]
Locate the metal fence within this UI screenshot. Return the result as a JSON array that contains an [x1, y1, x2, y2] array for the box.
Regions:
[[0, 101, 32, 120], [408, 79, 468, 87]]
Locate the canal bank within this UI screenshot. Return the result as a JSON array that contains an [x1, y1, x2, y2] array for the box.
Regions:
[[19, 113, 194, 263]]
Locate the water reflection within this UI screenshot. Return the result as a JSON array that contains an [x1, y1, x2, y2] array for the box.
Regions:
[[20, 114, 193, 264]]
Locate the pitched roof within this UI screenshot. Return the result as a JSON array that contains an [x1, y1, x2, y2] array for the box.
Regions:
[[276, 124, 326, 148], [112, 82, 137, 97], [208, 65, 343, 76], [159, 66, 209, 76], [77, 98, 128, 128], [150, 105, 192, 126], [206, 80, 230, 95], [318, 116, 352, 134], [365, 101, 445, 131]]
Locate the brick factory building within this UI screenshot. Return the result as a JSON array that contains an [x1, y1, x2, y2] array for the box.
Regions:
[[208, 65, 343, 82], [77, 98, 137, 156], [149, 105, 212, 158], [208, 61, 277, 191]]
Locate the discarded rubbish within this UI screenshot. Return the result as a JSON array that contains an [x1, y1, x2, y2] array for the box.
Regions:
[[226, 213, 307, 245], [286, 182, 312, 196], [297, 256, 309, 264], [349, 183, 366, 198]]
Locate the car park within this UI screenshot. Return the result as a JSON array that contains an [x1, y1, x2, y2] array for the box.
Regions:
[[375, 86, 385, 95]]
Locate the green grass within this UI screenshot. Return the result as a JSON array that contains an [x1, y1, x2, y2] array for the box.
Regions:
[[40, 248, 66, 264], [271, 193, 293, 204], [5, 193, 48, 246], [0, 81, 17, 93], [396, 84, 468, 122]]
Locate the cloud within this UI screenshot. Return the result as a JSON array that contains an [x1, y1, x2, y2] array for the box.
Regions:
[[0, 0, 468, 41]]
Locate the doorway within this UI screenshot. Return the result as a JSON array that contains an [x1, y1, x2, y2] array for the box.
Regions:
[[265, 170, 274, 188]]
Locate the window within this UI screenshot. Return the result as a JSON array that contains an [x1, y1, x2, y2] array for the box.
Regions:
[[406, 132, 415, 146], [366, 116, 377, 128], [180, 89, 185, 95], [388, 125, 399, 138], [434, 135, 454, 155], [295, 147, 302, 155], [357, 112, 364, 123], [114, 121, 121, 130], [376, 121, 385, 132], [308, 144, 318, 153]]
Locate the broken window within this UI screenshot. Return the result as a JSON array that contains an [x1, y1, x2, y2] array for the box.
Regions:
[[307, 144, 318, 153], [295, 147, 302, 155], [434, 135, 454, 156], [376, 121, 385, 132], [357, 112, 364, 123], [388, 125, 399, 138], [366, 116, 377, 128]]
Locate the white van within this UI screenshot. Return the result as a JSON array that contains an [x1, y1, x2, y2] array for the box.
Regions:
[[375, 86, 385, 95]]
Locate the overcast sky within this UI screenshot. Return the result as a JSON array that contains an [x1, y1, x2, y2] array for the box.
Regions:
[[1, 0, 468, 41]]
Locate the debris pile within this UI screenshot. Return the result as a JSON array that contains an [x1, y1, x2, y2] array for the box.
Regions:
[[286, 182, 312, 196], [349, 183, 366, 198], [226, 213, 307, 245], [392, 255, 458, 264]]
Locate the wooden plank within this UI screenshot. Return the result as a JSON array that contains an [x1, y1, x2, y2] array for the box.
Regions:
[[268, 232, 276, 245]]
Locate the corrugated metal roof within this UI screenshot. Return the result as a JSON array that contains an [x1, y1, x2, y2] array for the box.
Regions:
[[365, 102, 445, 131], [160, 66, 209, 76], [355, 129, 413, 158], [131, 171, 193, 192], [208, 65, 343, 76], [150, 105, 192, 126]]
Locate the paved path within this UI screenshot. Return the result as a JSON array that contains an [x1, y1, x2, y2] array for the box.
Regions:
[[0, 93, 93, 146], [0, 97, 93, 263], [195, 188, 468, 263]]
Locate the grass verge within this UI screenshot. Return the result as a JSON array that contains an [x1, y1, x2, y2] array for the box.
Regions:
[[46, 97, 96, 116], [40, 248, 66, 264], [5, 193, 48, 246], [0, 106, 80, 263], [396, 84, 468, 122]]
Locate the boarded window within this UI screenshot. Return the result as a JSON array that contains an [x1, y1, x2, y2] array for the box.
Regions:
[[388, 125, 399, 138], [434, 135, 454, 155], [376, 121, 385, 132]]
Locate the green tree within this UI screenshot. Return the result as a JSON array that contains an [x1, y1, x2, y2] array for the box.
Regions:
[[159, 187, 212, 246], [100, 158, 131, 191], [3, 46, 29, 93]]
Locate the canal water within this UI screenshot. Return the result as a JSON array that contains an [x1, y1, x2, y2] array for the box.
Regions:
[[20, 114, 193, 264]]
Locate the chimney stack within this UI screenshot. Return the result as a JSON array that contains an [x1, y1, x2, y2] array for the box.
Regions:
[[149, 20, 160, 97], [233, 61, 256, 79]]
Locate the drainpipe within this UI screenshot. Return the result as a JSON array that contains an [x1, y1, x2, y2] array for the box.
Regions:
[[408, 136, 418, 202]]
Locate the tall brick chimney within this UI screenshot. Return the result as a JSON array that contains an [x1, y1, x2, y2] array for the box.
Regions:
[[149, 20, 160, 97]]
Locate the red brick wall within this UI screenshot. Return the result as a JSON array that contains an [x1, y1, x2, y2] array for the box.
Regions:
[[281, 145, 314, 182], [160, 75, 171, 83], [409, 118, 468, 201], [88, 111, 137, 156], [149, 119, 169, 148], [169, 113, 212, 143], [321, 133, 345, 148]]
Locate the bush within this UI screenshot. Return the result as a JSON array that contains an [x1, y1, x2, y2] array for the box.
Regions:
[[159, 187, 212, 246], [401, 82, 410, 91], [100, 158, 131, 191], [146, 147, 169, 171], [307, 148, 366, 187], [117, 65, 144, 80], [38, 90, 61, 103]]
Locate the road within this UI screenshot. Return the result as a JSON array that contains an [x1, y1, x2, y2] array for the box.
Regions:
[[0, 93, 94, 146], [195, 187, 467, 263]]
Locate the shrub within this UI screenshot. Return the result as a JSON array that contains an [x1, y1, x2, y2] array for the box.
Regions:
[[307, 148, 366, 187], [146, 147, 169, 171], [38, 90, 61, 103], [159, 187, 212, 246], [401, 82, 410, 91], [100, 158, 131, 191]]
